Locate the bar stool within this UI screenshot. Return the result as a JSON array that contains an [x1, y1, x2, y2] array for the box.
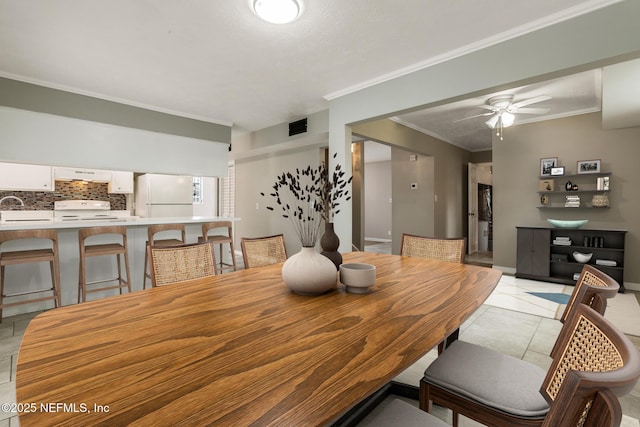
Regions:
[[0, 229, 62, 319], [143, 224, 186, 289], [200, 221, 237, 273], [78, 226, 131, 303]]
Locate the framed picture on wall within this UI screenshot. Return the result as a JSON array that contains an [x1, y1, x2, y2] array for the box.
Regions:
[[577, 159, 601, 174], [540, 157, 557, 176], [550, 166, 565, 176]]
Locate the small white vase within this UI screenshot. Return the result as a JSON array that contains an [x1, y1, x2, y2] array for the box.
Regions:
[[282, 246, 337, 295]]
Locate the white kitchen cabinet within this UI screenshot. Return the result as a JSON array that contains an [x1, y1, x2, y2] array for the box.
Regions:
[[108, 171, 134, 193], [0, 162, 54, 191]]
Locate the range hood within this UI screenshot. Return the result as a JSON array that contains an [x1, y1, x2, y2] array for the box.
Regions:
[[54, 167, 112, 182]]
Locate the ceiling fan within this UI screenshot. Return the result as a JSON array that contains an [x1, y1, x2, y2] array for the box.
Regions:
[[455, 94, 551, 140]]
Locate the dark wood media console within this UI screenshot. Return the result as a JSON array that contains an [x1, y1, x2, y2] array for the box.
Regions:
[[516, 226, 626, 292]]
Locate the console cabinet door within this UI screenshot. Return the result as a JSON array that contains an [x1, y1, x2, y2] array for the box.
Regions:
[[517, 228, 550, 277]]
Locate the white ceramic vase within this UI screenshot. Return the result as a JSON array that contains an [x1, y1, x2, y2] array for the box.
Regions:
[[282, 246, 337, 295]]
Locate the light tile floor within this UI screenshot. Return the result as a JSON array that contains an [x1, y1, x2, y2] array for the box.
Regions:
[[2, 246, 639, 426]]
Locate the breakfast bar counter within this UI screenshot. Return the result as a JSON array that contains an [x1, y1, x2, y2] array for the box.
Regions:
[[0, 216, 238, 316]]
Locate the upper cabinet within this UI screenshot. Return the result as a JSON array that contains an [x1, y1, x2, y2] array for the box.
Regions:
[[108, 171, 134, 194], [0, 162, 54, 192]]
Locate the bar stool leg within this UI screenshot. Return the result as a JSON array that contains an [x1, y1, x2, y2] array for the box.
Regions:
[[48, 257, 61, 308], [143, 243, 149, 289], [123, 251, 132, 293], [229, 240, 237, 272], [116, 253, 123, 295], [78, 254, 85, 303]]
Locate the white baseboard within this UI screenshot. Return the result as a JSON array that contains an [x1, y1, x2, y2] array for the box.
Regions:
[[365, 237, 392, 243], [493, 265, 516, 275]]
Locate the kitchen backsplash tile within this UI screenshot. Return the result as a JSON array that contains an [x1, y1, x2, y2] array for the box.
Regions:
[[0, 181, 126, 210]]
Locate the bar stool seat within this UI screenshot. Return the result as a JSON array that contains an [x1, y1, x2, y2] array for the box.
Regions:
[[143, 224, 186, 288], [0, 229, 62, 319], [200, 221, 236, 273], [78, 226, 131, 303]]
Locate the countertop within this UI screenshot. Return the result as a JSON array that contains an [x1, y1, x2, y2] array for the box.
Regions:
[[0, 215, 239, 231]]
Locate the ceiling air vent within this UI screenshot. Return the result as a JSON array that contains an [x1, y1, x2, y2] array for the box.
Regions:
[[288, 118, 307, 136]]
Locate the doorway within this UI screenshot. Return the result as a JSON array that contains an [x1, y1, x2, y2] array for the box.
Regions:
[[468, 162, 493, 266]]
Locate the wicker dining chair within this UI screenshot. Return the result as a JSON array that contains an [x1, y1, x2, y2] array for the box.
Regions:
[[419, 304, 640, 427], [560, 264, 620, 324], [400, 233, 466, 353], [400, 234, 466, 264], [240, 234, 287, 269], [148, 242, 217, 287], [143, 223, 187, 288]]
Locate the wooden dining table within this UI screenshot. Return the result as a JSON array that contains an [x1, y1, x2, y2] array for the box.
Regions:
[[16, 251, 501, 426]]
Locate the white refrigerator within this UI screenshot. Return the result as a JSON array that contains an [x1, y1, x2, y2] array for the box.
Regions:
[[135, 174, 194, 218]]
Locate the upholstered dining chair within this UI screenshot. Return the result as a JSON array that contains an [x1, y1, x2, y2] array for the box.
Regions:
[[148, 242, 217, 287], [400, 234, 466, 264], [400, 234, 466, 353], [241, 234, 287, 269], [419, 304, 640, 427]]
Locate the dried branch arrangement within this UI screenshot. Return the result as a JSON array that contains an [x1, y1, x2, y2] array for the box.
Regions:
[[261, 154, 352, 247]]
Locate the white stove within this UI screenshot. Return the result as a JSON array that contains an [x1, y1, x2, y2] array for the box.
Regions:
[[54, 200, 120, 221]]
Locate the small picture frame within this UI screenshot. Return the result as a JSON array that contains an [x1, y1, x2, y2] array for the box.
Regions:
[[540, 157, 557, 176], [550, 166, 565, 176], [577, 159, 601, 174]]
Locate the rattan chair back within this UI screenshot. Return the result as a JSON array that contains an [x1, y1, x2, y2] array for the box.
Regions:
[[541, 304, 640, 426], [560, 264, 620, 324], [148, 242, 217, 287], [400, 234, 466, 263], [241, 234, 287, 269]]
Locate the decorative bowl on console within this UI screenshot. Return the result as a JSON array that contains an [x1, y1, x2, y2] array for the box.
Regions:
[[573, 251, 593, 264], [547, 219, 588, 229]]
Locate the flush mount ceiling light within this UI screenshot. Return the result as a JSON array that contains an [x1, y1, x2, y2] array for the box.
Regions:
[[253, 0, 301, 24]]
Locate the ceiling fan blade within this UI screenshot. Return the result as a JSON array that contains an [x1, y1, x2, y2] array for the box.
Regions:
[[513, 107, 550, 114], [452, 112, 493, 123], [478, 105, 499, 112], [511, 95, 552, 109]]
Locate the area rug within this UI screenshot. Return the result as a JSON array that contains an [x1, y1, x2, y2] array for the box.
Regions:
[[526, 292, 571, 305]]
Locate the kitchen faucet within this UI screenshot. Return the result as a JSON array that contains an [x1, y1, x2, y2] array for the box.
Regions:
[[0, 195, 25, 206]]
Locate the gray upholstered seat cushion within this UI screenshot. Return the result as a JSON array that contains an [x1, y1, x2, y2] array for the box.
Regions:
[[362, 398, 449, 427], [423, 340, 549, 418]]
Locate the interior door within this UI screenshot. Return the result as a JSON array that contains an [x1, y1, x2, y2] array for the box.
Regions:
[[468, 163, 478, 254]]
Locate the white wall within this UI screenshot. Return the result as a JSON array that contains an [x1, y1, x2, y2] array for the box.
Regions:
[[234, 147, 323, 255], [364, 160, 392, 241]]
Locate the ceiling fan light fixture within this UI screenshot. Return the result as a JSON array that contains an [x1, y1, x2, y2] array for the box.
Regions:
[[501, 111, 515, 127], [485, 114, 499, 129], [253, 0, 301, 24]]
